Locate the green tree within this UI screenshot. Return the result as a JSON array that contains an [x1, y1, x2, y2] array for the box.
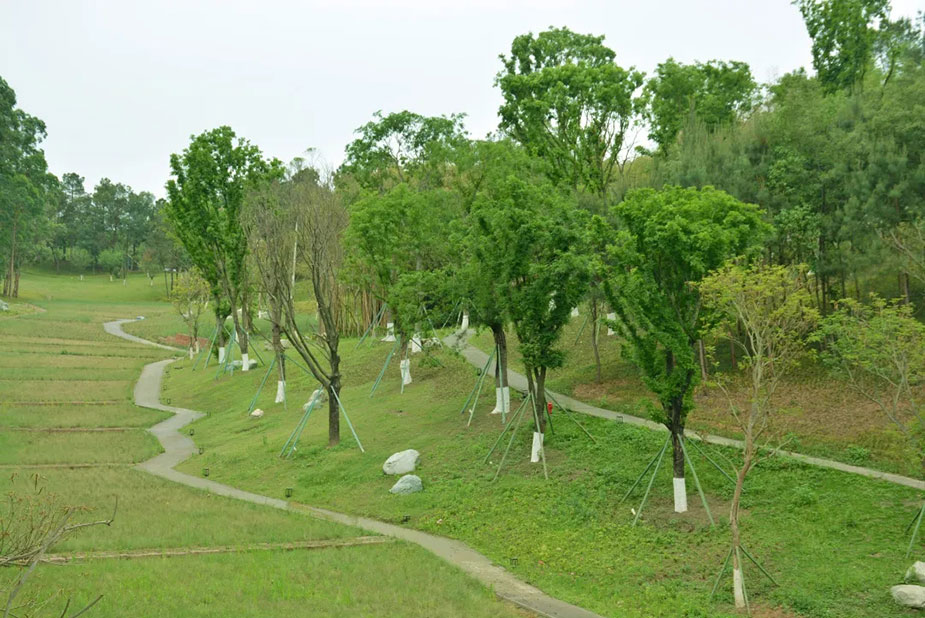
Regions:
[[468, 171, 590, 449], [643, 57, 757, 152], [496, 26, 644, 206], [169, 268, 211, 359], [165, 126, 281, 371], [0, 76, 54, 298], [599, 186, 769, 511], [794, 0, 889, 93]]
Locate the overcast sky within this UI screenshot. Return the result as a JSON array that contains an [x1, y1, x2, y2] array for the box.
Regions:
[[1, 0, 922, 198]]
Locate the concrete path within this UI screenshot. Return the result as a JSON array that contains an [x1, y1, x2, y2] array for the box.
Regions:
[[444, 330, 925, 492], [105, 319, 605, 618]]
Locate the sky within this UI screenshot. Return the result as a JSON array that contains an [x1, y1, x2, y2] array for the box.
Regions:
[[1, 0, 922, 198]]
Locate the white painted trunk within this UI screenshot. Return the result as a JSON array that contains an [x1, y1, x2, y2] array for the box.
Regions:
[[491, 386, 511, 415], [275, 380, 286, 403], [241, 353, 250, 372], [531, 431, 544, 463], [673, 477, 688, 513], [218, 346, 226, 363], [606, 312, 616, 336], [382, 322, 396, 342], [400, 359, 412, 385], [571, 307, 580, 318], [460, 312, 469, 331], [733, 566, 745, 608], [188, 348, 194, 360], [411, 333, 423, 354], [122, 279, 126, 286], [109, 275, 113, 282]]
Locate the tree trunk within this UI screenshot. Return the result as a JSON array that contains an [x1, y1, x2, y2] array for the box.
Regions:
[[229, 306, 249, 370], [698, 339, 708, 381], [591, 298, 602, 383], [272, 319, 287, 404], [491, 323, 510, 416], [327, 355, 341, 446], [6, 221, 17, 298], [13, 268, 20, 298], [215, 313, 228, 363], [666, 350, 688, 513], [730, 457, 750, 608]]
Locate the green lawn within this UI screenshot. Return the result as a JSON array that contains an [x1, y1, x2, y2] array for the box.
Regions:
[[161, 323, 923, 617], [0, 270, 526, 618]]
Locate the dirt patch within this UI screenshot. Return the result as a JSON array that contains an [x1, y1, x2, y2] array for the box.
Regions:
[[160, 333, 209, 348]]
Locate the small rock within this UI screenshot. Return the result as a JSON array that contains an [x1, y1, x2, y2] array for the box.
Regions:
[[892, 584, 925, 609], [389, 474, 423, 495], [0, 300, 8, 311], [383, 449, 420, 475], [906, 562, 925, 584], [250, 408, 264, 418]]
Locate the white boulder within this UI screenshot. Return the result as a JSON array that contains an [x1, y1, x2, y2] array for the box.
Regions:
[[250, 408, 264, 418], [892, 584, 925, 609], [906, 562, 925, 584], [383, 449, 420, 475], [389, 474, 423, 495]]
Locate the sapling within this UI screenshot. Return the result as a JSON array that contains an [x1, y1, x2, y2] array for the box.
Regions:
[[701, 262, 817, 609], [169, 268, 210, 359]]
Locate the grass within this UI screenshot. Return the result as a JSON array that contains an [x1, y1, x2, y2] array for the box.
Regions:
[[26, 544, 525, 618], [161, 325, 925, 617], [0, 270, 527, 618], [470, 313, 918, 478]]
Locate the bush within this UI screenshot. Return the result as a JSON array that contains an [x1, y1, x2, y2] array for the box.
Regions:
[[97, 249, 124, 276], [68, 247, 92, 270]]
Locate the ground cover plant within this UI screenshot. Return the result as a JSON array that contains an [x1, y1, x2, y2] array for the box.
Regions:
[[0, 273, 527, 617], [162, 321, 925, 617]]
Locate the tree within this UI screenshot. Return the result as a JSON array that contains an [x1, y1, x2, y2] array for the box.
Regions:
[[244, 164, 349, 445], [701, 262, 818, 608], [599, 186, 769, 512], [496, 26, 644, 207], [643, 57, 757, 152], [0, 76, 54, 298], [794, 0, 890, 93], [817, 296, 925, 474], [169, 268, 210, 359], [2, 475, 116, 617], [468, 171, 590, 450], [165, 126, 281, 372]]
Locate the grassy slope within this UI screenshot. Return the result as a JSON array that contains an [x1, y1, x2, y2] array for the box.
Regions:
[[0, 271, 524, 618], [162, 321, 922, 618], [471, 314, 914, 478]]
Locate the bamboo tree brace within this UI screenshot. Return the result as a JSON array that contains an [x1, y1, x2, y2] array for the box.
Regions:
[[400, 359, 412, 386], [382, 322, 396, 342], [674, 477, 688, 513]]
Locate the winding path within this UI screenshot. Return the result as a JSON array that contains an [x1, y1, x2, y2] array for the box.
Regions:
[[105, 319, 604, 618], [444, 331, 925, 492]]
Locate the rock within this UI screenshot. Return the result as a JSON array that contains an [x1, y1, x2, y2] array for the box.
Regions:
[[0, 300, 8, 311], [892, 584, 925, 609], [250, 408, 264, 418], [906, 562, 925, 584], [383, 449, 420, 475], [389, 474, 423, 495]]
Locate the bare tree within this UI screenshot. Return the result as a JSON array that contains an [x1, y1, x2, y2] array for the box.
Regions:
[[2, 475, 117, 618], [701, 262, 817, 610], [244, 162, 348, 445]]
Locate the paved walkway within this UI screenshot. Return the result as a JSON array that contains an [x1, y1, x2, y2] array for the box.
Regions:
[[444, 330, 925, 492], [105, 319, 604, 618]]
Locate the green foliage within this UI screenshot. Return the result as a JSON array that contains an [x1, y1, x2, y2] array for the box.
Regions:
[[600, 186, 769, 427], [96, 248, 124, 276], [340, 110, 467, 193], [496, 27, 644, 201], [467, 170, 589, 371], [795, 0, 889, 92], [816, 296, 925, 469], [643, 57, 757, 151], [165, 126, 282, 323]]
